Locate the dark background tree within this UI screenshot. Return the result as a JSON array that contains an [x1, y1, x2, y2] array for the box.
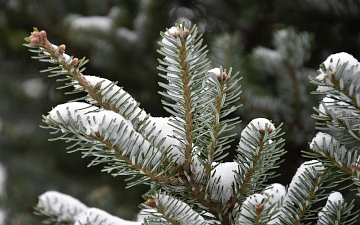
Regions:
[[0, 0, 360, 224]]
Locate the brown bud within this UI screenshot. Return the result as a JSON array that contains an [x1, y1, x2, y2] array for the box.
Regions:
[[145, 198, 158, 208], [30, 36, 39, 45], [71, 58, 79, 65], [216, 72, 228, 81], [94, 130, 100, 137], [259, 127, 274, 134], [40, 30, 47, 36], [58, 44, 66, 54], [182, 29, 190, 39], [171, 28, 189, 39], [88, 130, 100, 137], [29, 30, 48, 47], [255, 204, 264, 212]]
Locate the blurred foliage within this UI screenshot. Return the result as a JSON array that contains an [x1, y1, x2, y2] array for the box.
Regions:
[[1, 0, 360, 224]]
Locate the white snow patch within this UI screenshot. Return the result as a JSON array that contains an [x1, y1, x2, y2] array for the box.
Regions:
[[263, 183, 286, 207], [320, 52, 360, 74], [74, 75, 147, 122], [208, 162, 239, 203], [37, 191, 88, 222], [47, 102, 98, 131], [263, 183, 286, 224], [74, 208, 141, 225], [239, 118, 275, 152], [208, 67, 221, 75], [143, 116, 185, 164], [248, 118, 275, 132], [318, 192, 344, 224], [48, 102, 161, 165], [316, 52, 360, 92], [310, 132, 335, 152]]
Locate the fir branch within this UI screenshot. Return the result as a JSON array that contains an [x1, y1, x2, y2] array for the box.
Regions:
[[158, 24, 194, 172], [232, 119, 285, 207], [25, 23, 360, 225], [24, 29, 146, 124], [310, 53, 360, 142], [236, 194, 269, 224], [308, 132, 360, 190], [317, 192, 359, 225], [43, 103, 179, 187], [200, 68, 242, 177], [158, 22, 211, 173], [280, 160, 325, 225]]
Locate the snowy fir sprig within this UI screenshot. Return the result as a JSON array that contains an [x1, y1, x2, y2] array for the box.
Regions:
[[24, 23, 360, 224]]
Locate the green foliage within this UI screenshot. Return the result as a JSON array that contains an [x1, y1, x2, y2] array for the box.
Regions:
[[0, 1, 359, 225], [23, 19, 360, 225]]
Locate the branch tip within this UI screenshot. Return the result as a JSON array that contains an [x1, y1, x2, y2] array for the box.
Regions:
[[58, 44, 66, 54], [145, 198, 158, 208], [255, 203, 264, 212], [30, 30, 48, 47]]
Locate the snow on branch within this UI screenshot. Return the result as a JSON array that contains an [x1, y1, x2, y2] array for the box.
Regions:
[[46, 102, 162, 166], [36, 191, 88, 223], [24, 23, 360, 225]]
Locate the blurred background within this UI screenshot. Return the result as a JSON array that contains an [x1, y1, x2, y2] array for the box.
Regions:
[[1, 0, 360, 224]]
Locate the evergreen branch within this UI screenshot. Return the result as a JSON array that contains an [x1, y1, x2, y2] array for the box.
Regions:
[[166, 69, 241, 224], [311, 55, 360, 142], [308, 132, 360, 190], [177, 28, 195, 173], [43, 102, 179, 187], [197, 68, 242, 177], [279, 160, 325, 225], [157, 25, 244, 224], [262, 183, 287, 224], [232, 119, 285, 208], [236, 194, 272, 224], [317, 192, 359, 225], [24, 29, 146, 124], [314, 94, 360, 143], [158, 24, 195, 172], [158, 22, 211, 173], [24, 23, 360, 225]]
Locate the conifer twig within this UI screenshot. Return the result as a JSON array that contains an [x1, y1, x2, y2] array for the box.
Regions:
[[28, 30, 122, 114]]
